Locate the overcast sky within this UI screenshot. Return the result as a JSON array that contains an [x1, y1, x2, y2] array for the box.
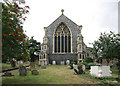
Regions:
[[22, 0, 119, 47]]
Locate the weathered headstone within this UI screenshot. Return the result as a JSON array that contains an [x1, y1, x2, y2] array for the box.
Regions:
[[73, 64, 78, 74], [31, 70, 39, 75], [66, 60, 70, 65], [82, 65, 85, 71], [41, 61, 45, 66], [19, 60, 23, 67], [60, 61, 65, 65], [19, 66, 27, 76], [67, 65, 71, 69], [52, 61, 56, 65], [90, 66, 112, 77], [41, 65, 46, 69], [45, 61, 47, 65]]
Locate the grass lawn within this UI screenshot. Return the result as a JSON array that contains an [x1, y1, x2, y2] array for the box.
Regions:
[[1, 63, 29, 70], [2, 65, 100, 84]]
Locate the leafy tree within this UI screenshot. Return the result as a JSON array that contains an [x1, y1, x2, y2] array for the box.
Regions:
[[28, 37, 41, 62], [2, 0, 30, 65], [92, 31, 120, 81]]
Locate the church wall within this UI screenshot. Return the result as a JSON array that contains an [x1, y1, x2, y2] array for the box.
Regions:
[[46, 16, 81, 64]]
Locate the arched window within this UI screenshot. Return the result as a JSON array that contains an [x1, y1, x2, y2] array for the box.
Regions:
[[43, 54, 45, 59], [80, 54, 81, 59], [54, 22, 71, 53], [83, 54, 84, 59]]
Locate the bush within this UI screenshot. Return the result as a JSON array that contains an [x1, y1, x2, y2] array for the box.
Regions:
[[69, 60, 76, 69], [84, 57, 93, 63]]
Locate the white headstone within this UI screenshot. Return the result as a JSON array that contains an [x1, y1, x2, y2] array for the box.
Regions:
[[52, 61, 56, 65], [45, 61, 47, 65], [73, 64, 78, 71], [66, 60, 70, 65], [90, 66, 112, 77], [41, 61, 44, 66], [82, 65, 85, 71], [60, 61, 65, 65]]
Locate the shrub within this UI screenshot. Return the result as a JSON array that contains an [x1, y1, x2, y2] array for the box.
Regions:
[[69, 60, 76, 69], [84, 57, 93, 63]]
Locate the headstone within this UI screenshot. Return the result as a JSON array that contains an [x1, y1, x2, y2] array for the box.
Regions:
[[19, 60, 23, 67], [41, 65, 46, 69], [31, 70, 39, 75], [52, 61, 56, 65], [82, 65, 85, 71], [19, 66, 27, 76], [66, 60, 70, 65], [41, 61, 45, 66], [73, 64, 78, 74], [67, 66, 71, 69], [90, 66, 112, 77], [45, 61, 47, 65], [60, 61, 65, 65]]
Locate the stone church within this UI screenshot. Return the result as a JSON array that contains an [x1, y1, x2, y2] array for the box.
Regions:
[[39, 10, 90, 65]]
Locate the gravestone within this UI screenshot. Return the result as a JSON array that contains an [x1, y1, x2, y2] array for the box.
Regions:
[[73, 64, 78, 74], [41, 65, 46, 69], [45, 61, 47, 65], [60, 61, 65, 65], [31, 70, 39, 75], [82, 65, 85, 71], [19, 66, 27, 76], [90, 66, 112, 77], [67, 65, 71, 69], [41, 61, 46, 69], [66, 60, 70, 65], [19, 60, 23, 67], [41, 61, 45, 66], [52, 61, 56, 65]]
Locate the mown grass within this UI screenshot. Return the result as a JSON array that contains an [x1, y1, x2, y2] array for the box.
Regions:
[[1, 63, 29, 70], [2, 65, 100, 84]]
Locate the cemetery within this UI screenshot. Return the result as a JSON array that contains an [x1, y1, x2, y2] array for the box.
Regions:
[[1, 0, 120, 85]]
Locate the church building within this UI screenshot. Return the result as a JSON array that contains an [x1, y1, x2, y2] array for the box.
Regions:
[[39, 10, 89, 65]]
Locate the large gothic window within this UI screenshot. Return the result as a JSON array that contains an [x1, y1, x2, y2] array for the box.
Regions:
[[54, 22, 71, 53]]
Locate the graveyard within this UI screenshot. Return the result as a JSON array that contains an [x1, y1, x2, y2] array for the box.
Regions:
[[1, 61, 119, 85], [1, 0, 120, 85]]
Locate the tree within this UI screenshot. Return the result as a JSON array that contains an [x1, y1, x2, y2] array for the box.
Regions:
[[2, 0, 30, 66], [92, 31, 120, 81], [28, 37, 41, 62]]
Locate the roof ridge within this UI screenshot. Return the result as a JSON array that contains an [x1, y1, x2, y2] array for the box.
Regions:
[[46, 14, 80, 29]]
